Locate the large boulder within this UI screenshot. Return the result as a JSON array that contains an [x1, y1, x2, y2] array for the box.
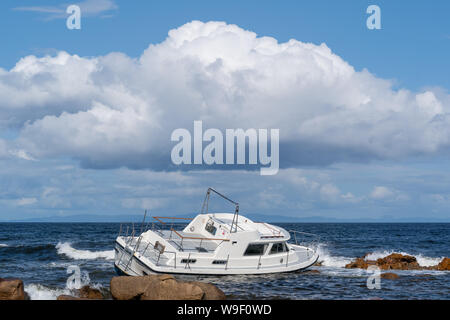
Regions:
[[110, 275, 158, 300], [111, 275, 212, 300], [0, 278, 26, 300], [188, 281, 226, 300], [436, 257, 450, 271], [141, 277, 203, 300], [110, 274, 222, 300]]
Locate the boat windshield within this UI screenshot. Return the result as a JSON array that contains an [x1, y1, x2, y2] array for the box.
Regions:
[[270, 242, 288, 254]]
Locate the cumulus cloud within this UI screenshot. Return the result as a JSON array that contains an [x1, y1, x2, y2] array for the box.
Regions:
[[370, 186, 409, 202], [0, 20, 449, 171]]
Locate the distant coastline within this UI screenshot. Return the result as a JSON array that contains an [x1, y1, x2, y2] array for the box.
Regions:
[[1, 213, 449, 223]]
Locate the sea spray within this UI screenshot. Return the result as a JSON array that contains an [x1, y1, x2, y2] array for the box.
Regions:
[[315, 243, 354, 268]]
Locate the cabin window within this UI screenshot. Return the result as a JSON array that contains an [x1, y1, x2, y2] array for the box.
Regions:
[[181, 259, 197, 264], [212, 260, 227, 265], [244, 243, 268, 256], [205, 219, 217, 235], [270, 242, 288, 254]]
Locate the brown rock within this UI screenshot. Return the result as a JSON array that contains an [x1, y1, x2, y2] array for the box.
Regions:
[[0, 278, 26, 300], [110, 275, 158, 300], [346, 253, 422, 270], [381, 272, 399, 280], [436, 257, 450, 271], [345, 257, 369, 269], [141, 277, 204, 300], [376, 253, 420, 270], [78, 285, 104, 299], [188, 281, 226, 300], [111, 274, 222, 300]]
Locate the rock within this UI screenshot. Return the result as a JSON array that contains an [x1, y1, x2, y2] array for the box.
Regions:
[[381, 272, 399, 280], [346, 253, 421, 270], [436, 257, 450, 271], [141, 277, 204, 300], [188, 281, 226, 300], [0, 278, 26, 300], [110, 275, 158, 300], [345, 257, 370, 269], [111, 274, 224, 300], [376, 253, 420, 270], [57, 295, 91, 300], [78, 285, 103, 299]]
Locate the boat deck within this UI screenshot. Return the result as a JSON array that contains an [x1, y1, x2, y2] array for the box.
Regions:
[[157, 230, 221, 253]]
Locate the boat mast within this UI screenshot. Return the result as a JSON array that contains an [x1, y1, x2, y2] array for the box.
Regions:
[[201, 188, 240, 233]]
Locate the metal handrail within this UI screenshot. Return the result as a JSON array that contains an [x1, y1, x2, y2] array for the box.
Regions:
[[288, 230, 320, 251]]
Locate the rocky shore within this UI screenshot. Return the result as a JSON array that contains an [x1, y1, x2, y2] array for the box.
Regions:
[[345, 253, 450, 271], [1, 254, 448, 300], [0, 275, 226, 301]]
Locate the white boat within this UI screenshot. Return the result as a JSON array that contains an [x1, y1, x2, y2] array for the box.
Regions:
[[114, 188, 319, 275]]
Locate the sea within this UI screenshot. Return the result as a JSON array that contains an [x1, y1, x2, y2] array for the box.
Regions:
[[0, 223, 448, 300]]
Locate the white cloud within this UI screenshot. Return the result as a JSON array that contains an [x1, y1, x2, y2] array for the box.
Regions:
[[370, 186, 409, 202], [16, 197, 37, 206], [370, 186, 393, 199], [0, 20, 448, 170], [320, 183, 340, 201], [9, 149, 37, 161]]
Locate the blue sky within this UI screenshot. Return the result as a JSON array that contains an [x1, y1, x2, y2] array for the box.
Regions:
[[0, 0, 449, 221]]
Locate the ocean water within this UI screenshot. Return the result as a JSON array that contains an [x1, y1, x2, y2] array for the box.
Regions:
[[0, 223, 448, 300]]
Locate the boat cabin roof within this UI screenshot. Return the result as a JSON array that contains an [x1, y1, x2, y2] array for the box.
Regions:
[[186, 213, 290, 241]]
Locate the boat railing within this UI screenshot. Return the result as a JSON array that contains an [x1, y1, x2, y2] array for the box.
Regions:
[[288, 230, 321, 253], [168, 227, 230, 252], [117, 233, 179, 270]]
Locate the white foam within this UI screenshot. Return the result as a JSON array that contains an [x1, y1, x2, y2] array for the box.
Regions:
[[0, 243, 8, 247], [316, 244, 354, 268], [364, 250, 444, 267], [56, 242, 114, 260], [25, 284, 72, 300]]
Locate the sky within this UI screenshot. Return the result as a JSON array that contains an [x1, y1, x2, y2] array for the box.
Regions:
[[0, 0, 449, 221]]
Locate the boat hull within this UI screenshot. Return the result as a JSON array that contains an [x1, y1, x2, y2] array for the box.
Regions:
[[114, 240, 319, 276]]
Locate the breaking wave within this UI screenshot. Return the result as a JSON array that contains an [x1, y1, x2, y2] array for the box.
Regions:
[[56, 242, 114, 260], [315, 244, 353, 268], [314, 244, 445, 268], [0, 243, 8, 247], [25, 284, 72, 300]]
